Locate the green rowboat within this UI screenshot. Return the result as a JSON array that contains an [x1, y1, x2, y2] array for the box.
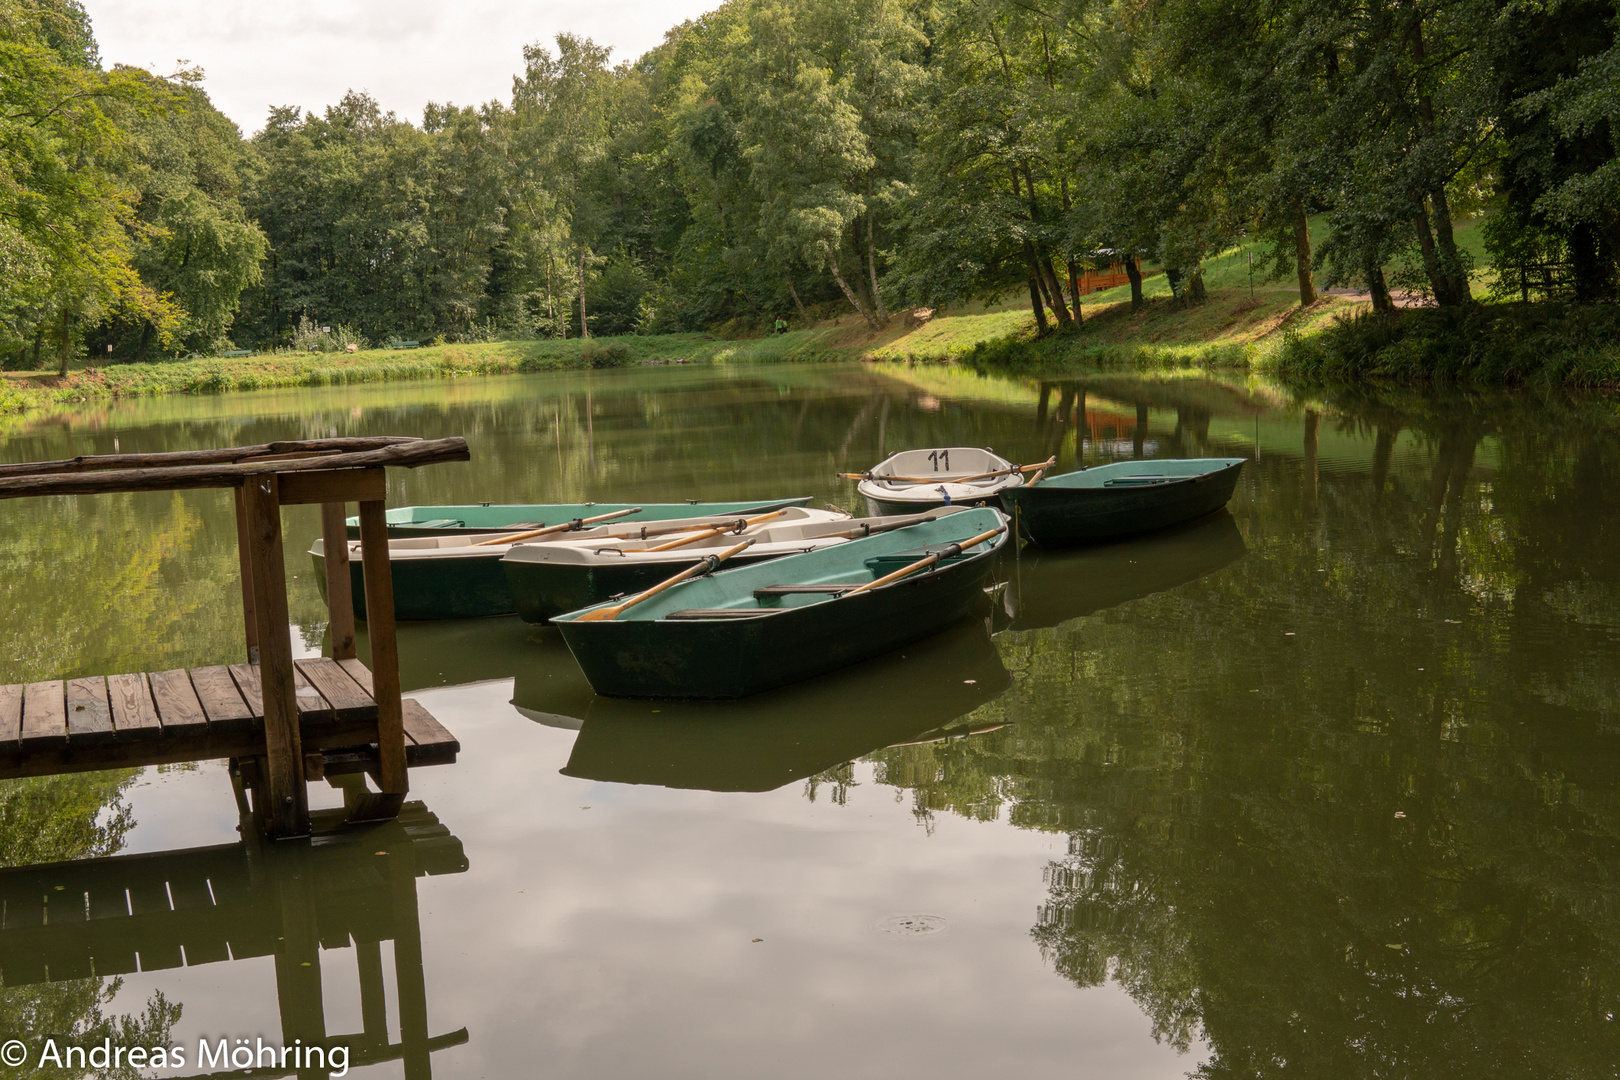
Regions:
[[312, 506, 848, 621], [501, 506, 970, 624], [343, 497, 815, 539], [1000, 457, 1246, 546], [553, 506, 1009, 699]]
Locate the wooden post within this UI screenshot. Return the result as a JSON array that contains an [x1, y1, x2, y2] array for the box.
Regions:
[[233, 486, 259, 663], [320, 502, 357, 660], [358, 500, 408, 798], [243, 475, 309, 836]]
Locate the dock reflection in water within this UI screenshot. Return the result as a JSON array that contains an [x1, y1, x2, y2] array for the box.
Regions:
[[513, 619, 1011, 792], [1003, 511, 1247, 630], [0, 804, 468, 1078]]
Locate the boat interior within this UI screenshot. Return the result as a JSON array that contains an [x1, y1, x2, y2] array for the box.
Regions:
[[864, 447, 1018, 491], [551, 508, 1008, 623], [510, 507, 972, 563], [1035, 457, 1247, 489], [316, 507, 851, 559]]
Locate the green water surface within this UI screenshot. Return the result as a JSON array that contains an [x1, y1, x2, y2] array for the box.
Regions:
[[0, 363, 1616, 1079]]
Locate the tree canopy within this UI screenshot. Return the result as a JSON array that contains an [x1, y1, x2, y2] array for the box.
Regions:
[[2, 0, 1616, 361]]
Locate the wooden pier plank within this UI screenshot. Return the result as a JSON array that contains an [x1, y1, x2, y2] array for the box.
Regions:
[[64, 678, 115, 746], [148, 670, 208, 738], [189, 666, 254, 734], [0, 684, 21, 747], [297, 658, 374, 722], [402, 701, 460, 763], [292, 666, 334, 722], [227, 663, 264, 717], [106, 673, 162, 740], [21, 683, 68, 750]]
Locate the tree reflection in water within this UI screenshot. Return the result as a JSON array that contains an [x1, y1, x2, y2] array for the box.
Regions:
[[867, 382, 1620, 1077]]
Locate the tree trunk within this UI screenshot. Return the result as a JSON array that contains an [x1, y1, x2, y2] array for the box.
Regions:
[[547, 256, 560, 338], [1293, 204, 1317, 306], [58, 309, 70, 377], [1187, 269, 1207, 303], [1025, 242, 1071, 327], [1124, 256, 1144, 310], [828, 258, 881, 330], [577, 245, 589, 338], [1410, 200, 1450, 305], [1067, 253, 1083, 323], [1365, 255, 1395, 314], [1026, 274, 1050, 335], [1408, 15, 1469, 307], [865, 207, 887, 322], [1035, 243, 1073, 326], [32, 331, 41, 370], [1427, 186, 1471, 305], [1570, 224, 1603, 303], [786, 278, 811, 326]]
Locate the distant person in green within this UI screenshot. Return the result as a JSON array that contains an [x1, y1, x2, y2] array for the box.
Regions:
[[774, 317, 788, 335]]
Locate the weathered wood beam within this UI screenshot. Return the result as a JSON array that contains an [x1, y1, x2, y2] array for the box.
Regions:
[[0, 438, 470, 499], [320, 503, 358, 661], [279, 467, 386, 506], [358, 500, 408, 799], [232, 486, 258, 662], [243, 475, 308, 836], [0, 437, 421, 478]]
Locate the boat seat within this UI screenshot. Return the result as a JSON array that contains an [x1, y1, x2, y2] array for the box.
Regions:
[[663, 609, 779, 620], [753, 584, 851, 597]]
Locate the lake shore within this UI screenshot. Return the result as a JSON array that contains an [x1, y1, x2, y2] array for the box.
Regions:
[[5, 281, 1616, 426]]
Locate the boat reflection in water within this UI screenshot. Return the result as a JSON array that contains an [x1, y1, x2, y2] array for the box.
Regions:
[[513, 618, 1012, 792], [1004, 511, 1248, 630], [0, 803, 469, 1078]]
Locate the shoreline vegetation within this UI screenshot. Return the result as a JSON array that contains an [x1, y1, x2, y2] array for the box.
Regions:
[[4, 282, 1617, 423]]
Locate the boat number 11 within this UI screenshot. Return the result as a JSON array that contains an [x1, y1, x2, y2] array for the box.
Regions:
[[928, 450, 949, 471]]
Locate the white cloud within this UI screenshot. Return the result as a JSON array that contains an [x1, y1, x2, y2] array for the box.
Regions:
[[85, 0, 720, 134]]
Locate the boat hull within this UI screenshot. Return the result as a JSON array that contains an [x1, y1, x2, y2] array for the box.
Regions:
[[1002, 460, 1244, 546], [314, 550, 514, 621], [555, 515, 1008, 699]]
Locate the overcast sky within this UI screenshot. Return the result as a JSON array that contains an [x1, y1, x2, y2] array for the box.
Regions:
[[87, 0, 720, 135]]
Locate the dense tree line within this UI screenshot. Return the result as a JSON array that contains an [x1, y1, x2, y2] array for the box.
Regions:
[[2, 0, 1616, 362]]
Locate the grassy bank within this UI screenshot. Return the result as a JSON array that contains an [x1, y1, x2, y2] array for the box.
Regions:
[[0, 329, 857, 416]]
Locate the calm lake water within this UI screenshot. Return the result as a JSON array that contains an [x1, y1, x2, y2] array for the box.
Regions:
[[1, 362, 1617, 1079]]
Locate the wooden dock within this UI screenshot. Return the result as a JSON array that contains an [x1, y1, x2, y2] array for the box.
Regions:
[[0, 658, 457, 781], [0, 436, 472, 836]]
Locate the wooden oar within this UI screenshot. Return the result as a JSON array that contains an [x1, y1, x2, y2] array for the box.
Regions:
[[840, 525, 1006, 597], [471, 507, 644, 546], [574, 539, 755, 622], [823, 512, 939, 539], [591, 503, 805, 543], [641, 509, 788, 552], [839, 457, 1055, 484]]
